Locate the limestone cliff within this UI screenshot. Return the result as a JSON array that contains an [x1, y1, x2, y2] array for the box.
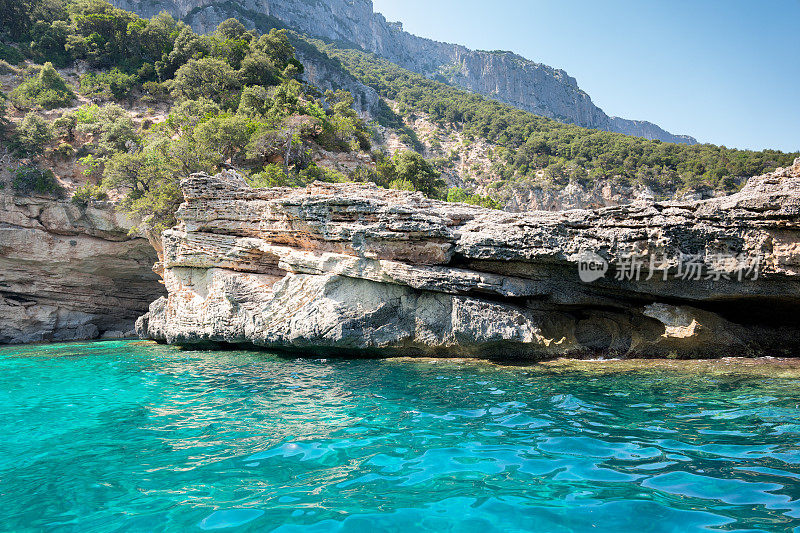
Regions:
[[0, 192, 165, 344], [291, 41, 380, 117], [111, 0, 696, 144], [138, 160, 800, 358]]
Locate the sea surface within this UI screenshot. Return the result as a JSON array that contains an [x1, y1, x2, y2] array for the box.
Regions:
[[1, 341, 799, 532]]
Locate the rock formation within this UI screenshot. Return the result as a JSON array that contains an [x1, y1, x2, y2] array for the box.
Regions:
[[0, 193, 165, 344], [111, 0, 696, 144], [138, 160, 800, 358]]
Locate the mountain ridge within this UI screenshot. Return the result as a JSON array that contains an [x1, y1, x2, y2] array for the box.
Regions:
[[110, 0, 698, 144]]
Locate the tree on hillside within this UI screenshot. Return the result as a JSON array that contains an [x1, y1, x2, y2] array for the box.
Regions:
[[10, 62, 75, 109], [215, 18, 249, 41], [12, 112, 53, 156], [171, 57, 240, 105], [102, 149, 182, 233], [194, 114, 256, 164], [389, 151, 445, 198]]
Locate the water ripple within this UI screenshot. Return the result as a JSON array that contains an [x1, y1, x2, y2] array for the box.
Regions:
[[1, 341, 799, 532]]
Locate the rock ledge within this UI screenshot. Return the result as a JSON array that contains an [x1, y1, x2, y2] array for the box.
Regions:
[[139, 161, 800, 358]]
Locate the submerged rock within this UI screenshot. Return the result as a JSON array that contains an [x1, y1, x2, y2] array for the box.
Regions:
[[139, 161, 800, 358]]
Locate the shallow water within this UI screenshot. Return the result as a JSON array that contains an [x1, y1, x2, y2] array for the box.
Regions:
[[1, 341, 799, 532]]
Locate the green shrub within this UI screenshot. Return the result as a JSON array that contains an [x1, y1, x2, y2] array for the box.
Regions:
[[53, 142, 75, 159], [298, 164, 347, 184], [101, 149, 184, 234], [53, 112, 78, 140], [76, 104, 129, 137], [137, 63, 156, 82], [74, 104, 101, 125], [79, 154, 104, 180], [30, 19, 71, 66], [12, 166, 61, 195], [239, 52, 280, 88], [446, 187, 501, 209], [79, 68, 138, 100], [71, 184, 108, 207], [141, 80, 168, 102], [167, 98, 221, 132], [238, 29, 298, 87], [194, 114, 255, 163], [96, 103, 128, 124], [0, 91, 8, 130], [247, 164, 293, 188], [0, 43, 24, 65], [391, 150, 445, 198], [171, 57, 240, 106], [245, 126, 284, 162], [98, 115, 139, 154], [237, 85, 272, 117], [388, 179, 415, 192], [10, 62, 75, 109], [11, 112, 53, 156]]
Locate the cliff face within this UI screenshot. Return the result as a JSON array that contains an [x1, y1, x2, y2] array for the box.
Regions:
[[0, 192, 165, 344], [139, 160, 800, 358], [292, 44, 380, 117], [111, 0, 696, 144], [608, 117, 697, 145]]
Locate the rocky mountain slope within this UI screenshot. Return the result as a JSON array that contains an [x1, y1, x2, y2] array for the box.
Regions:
[[111, 0, 697, 144], [374, 101, 729, 212], [139, 160, 800, 358]]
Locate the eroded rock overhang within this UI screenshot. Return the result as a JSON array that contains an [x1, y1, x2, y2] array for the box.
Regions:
[[138, 160, 800, 358]]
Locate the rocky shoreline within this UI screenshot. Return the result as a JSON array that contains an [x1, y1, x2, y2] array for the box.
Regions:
[[137, 160, 800, 359], [0, 193, 164, 344]]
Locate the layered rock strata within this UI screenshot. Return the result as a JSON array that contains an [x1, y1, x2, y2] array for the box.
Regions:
[[139, 161, 800, 358], [0, 193, 165, 344]]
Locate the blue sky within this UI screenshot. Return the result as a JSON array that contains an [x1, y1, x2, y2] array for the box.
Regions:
[[371, 0, 799, 152]]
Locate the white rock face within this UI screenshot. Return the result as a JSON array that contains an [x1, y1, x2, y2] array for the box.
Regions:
[[139, 162, 800, 358], [0, 193, 165, 344], [111, 0, 696, 143], [145, 267, 569, 357]]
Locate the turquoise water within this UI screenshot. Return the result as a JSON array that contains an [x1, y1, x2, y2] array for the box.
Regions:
[[1, 341, 799, 532]]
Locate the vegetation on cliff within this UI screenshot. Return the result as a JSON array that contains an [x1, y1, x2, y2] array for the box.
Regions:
[[1, 1, 464, 229], [0, 0, 414, 232], [1, 0, 796, 228], [312, 41, 798, 194]]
